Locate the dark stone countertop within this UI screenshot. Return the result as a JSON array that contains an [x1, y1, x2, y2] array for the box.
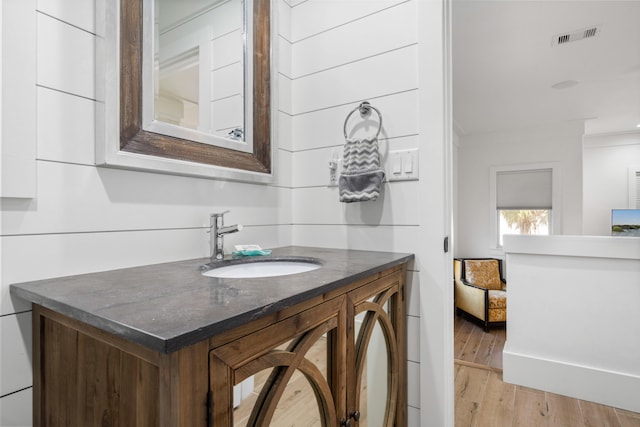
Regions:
[[10, 246, 413, 353]]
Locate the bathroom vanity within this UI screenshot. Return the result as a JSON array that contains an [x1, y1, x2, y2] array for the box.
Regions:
[[11, 246, 413, 427]]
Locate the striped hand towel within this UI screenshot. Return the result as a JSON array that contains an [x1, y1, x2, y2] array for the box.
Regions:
[[339, 137, 385, 203]]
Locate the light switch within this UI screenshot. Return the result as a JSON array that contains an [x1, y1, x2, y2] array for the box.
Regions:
[[392, 156, 402, 174], [403, 155, 413, 174], [386, 149, 419, 181]]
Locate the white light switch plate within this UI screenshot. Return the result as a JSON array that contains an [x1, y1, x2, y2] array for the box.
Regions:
[[386, 149, 419, 181]]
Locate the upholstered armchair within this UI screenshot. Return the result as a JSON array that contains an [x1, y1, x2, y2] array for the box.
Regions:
[[454, 258, 506, 331]]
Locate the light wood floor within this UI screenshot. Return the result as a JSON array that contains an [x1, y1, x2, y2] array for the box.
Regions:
[[454, 315, 640, 427]]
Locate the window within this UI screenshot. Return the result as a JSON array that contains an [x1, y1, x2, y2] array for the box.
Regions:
[[495, 168, 553, 247], [498, 209, 550, 246]]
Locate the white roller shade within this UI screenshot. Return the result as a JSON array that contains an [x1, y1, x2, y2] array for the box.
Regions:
[[496, 168, 552, 209]]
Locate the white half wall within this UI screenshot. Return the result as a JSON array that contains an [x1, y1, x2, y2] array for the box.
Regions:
[[503, 235, 640, 413]]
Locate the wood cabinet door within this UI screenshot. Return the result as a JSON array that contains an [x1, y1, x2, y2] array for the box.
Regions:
[[347, 271, 407, 427], [209, 295, 348, 426]]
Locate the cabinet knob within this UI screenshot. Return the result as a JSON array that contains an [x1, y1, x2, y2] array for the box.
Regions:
[[340, 417, 352, 427], [350, 410, 361, 421]]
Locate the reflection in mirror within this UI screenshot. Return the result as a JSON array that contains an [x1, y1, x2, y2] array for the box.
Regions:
[[361, 315, 389, 426], [355, 296, 396, 427], [232, 338, 328, 426], [149, 0, 251, 151]]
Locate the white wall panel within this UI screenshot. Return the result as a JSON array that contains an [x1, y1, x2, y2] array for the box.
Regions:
[[292, 1, 416, 78], [278, 35, 292, 79], [407, 360, 420, 408], [292, 90, 418, 152], [1, 0, 37, 198], [0, 312, 32, 396], [0, 162, 289, 236], [0, 387, 32, 427], [292, 225, 421, 260], [277, 0, 292, 42], [408, 405, 420, 427], [292, 45, 417, 114], [37, 13, 95, 99], [406, 271, 419, 317], [37, 86, 95, 165], [37, 0, 95, 33], [278, 73, 292, 115], [274, 149, 293, 188], [291, 0, 405, 42], [292, 183, 421, 226], [407, 315, 420, 363], [277, 112, 293, 152]]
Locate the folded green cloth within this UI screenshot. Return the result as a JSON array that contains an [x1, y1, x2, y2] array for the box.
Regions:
[[231, 249, 272, 257]]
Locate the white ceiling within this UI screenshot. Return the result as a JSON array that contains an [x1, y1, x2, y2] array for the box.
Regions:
[[453, 0, 640, 136]]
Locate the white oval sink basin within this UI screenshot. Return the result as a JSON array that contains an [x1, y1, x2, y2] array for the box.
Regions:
[[202, 260, 321, 279]]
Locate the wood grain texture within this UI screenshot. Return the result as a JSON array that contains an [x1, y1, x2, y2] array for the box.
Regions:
[[547, 392, 584, 427], [475, 371, 515, 426], [454, 314, 505, 372], [36, 308, 160, 427], [454, 315, 640, 427], [617, 411, 640, 427], [581, 400, 621, 427], [455, 365, 490, 403]]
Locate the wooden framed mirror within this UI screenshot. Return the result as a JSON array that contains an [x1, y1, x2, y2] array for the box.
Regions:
[[96, 0, 273, 182]]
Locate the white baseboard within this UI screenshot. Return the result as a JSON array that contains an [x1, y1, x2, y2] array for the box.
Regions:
[[503, 349, 640, 413]]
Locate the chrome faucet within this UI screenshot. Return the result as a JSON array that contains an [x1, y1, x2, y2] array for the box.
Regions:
[[210, 211, 243, 261]]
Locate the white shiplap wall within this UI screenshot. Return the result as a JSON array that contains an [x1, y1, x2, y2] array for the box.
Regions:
[[1, 0, 452, 426], [287, 1, 452, 425], [0, 1, 291, 425]]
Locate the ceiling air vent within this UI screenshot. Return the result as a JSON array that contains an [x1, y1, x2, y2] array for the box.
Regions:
[[552, 25, 600, 46]]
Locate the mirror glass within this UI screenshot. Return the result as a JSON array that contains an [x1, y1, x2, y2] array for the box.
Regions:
[[356, 303, 392, 426], [146, 0, 252, 152]]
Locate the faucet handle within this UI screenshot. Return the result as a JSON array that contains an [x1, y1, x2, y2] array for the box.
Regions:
[[211, 210, 230, 218]]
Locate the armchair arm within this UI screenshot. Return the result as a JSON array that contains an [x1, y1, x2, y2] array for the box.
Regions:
[[455, 279, 488, 321], [459, 278, 489, 291]]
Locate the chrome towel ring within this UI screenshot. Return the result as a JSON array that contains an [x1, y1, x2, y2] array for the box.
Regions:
[[343, 101, 383, 139]]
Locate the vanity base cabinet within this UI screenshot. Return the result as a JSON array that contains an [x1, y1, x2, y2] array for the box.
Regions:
[[210, 263, 408, 427], [33, 305, 211, 426], [31, 264, 407, 426]]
